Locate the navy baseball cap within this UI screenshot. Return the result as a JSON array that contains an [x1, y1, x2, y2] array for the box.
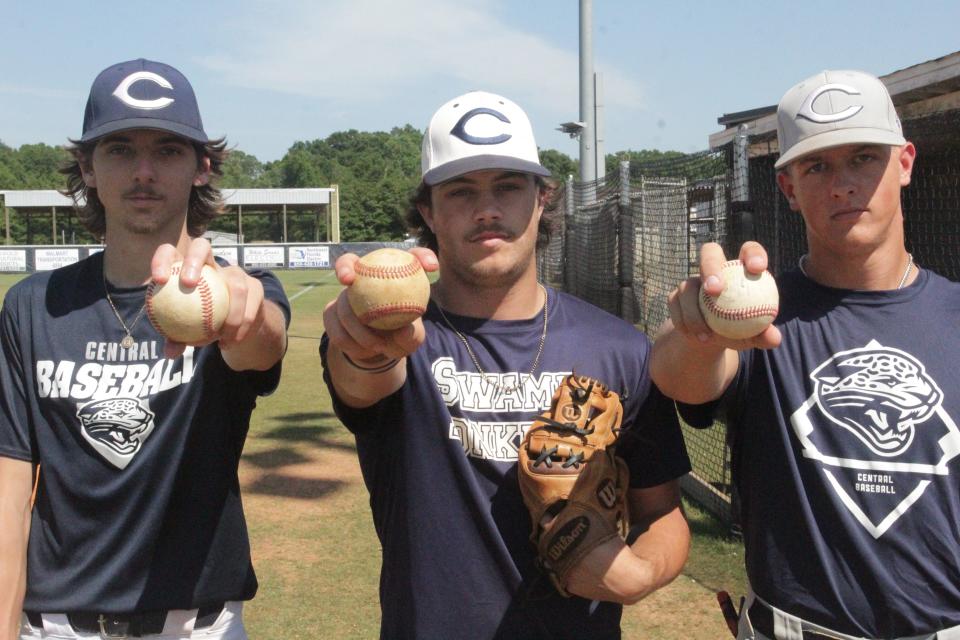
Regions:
[[80, 58, 208, 143]]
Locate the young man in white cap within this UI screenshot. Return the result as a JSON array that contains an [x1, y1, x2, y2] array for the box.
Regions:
[[0, 58, 289, 639], [321, 91, 691, 639], [651, 69, 960, 639]]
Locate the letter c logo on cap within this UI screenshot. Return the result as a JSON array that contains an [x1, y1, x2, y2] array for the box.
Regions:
[[450, 108, 512, 145], [113, 71, 175, 110], [797, 83, 863, 124]]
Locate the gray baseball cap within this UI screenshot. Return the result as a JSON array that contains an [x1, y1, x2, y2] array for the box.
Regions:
[[775, 69, 905, 169]]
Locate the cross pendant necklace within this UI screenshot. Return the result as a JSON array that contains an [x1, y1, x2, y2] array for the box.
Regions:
[[103, 266, 148, 349]]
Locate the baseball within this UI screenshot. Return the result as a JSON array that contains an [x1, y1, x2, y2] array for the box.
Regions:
[[146, 262, 230, 343], [698, 260, 779, 340], [347, 248, 430, 331]]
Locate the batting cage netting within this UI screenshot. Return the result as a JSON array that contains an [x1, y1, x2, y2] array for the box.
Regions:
[[542, 113, 960, 529]]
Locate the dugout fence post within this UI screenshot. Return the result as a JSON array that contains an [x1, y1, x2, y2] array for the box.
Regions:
[[3, 194, 10, 244], [330, 184, 341, 244]]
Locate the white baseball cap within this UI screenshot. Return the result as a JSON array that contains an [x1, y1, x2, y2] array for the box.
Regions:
[[775, 69, 905, 169], [421, 91, 551, 185]]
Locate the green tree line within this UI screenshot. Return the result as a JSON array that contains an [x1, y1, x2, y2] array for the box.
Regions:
[[0, 131, 716, 245]]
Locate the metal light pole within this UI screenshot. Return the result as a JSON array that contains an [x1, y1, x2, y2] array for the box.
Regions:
[[579, 0, 596, 184]]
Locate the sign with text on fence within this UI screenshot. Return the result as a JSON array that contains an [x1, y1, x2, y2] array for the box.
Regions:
[[0, 249, 27, 272], [213, 247, 239, 266], [35, 248, 80, 271], [288, 245, 330, 269], [243, 246, 285, 268]]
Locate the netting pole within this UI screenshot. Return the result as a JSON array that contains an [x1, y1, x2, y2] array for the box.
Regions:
[[638, 176, 647, 326], [773, 169, 781, 274], [595, 72, 605, 182], [618, 160, 636, 324], [730, 124, 754, 251], [564, 174, 576, 293]]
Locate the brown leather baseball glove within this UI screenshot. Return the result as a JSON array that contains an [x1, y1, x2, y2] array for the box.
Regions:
[[517, 374, 630, 596]]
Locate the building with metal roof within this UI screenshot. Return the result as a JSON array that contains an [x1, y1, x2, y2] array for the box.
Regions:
[[0, 187, 340, 245], [710, 50, 960, 154]]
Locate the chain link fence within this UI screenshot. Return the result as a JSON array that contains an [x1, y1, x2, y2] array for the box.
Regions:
[[539, 150, 736, 525], [544, 110, 960, 528]]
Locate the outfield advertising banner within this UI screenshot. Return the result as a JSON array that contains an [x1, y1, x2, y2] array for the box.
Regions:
[[288, 245, 330, 269], [35, 248, 80, 271], [0, 249, 27, 272], [0, 243, 404, 275], [213, 247, 239, 266], [243, 246, 285, 268]]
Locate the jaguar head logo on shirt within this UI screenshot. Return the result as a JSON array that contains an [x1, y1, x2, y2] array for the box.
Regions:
[[77, 397, 156, 469], [792, 340, 959, 538], [811, 347, 943, 457]]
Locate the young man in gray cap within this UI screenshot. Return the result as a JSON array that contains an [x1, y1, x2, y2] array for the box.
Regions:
[[0, 59, 289, 639], [321, 91, 692, 639], [651, 69, 960, 639]]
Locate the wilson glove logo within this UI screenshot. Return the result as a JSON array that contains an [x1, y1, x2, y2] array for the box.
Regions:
[[545, 516, 589, 562], [597, 478, 618, 509], [77, 397, 156, 470], [113, 71, 175, 110], [450, 108, 512, 145]]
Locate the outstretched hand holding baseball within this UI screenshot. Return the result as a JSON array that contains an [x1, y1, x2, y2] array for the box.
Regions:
[[667, 241, 781, 351], [150, 237, 268, 360], [324, 248, 438, 366], [324, 247, 438, 409]]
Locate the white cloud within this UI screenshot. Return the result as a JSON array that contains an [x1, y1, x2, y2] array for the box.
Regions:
[[197, 0, 643, 115]]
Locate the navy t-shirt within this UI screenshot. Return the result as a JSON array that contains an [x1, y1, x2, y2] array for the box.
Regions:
[[0, 252, 290, 612], [727, 267, 960, 637], [321, 288, 691, 640]]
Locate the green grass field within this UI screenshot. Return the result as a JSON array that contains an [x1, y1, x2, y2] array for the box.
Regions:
[[0, 269, 746, 639]]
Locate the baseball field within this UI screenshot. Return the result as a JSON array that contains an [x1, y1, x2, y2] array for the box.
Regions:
[[0, 269, 746, 639]]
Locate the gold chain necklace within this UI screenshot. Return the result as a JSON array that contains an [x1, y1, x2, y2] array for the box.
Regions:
[[435, 283, 549, 394], [798, 253, 914, 289], [103, 266, 148, 349]]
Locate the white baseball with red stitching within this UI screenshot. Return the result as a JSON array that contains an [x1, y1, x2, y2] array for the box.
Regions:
[[146, 262, 230, 344], [698, 260, 779, 340], [347, 248, 430, 331]]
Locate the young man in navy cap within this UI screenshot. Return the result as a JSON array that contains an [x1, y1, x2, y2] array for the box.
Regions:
[[321, 91, 691, 639], [0, 59, 289, 639], [652, 70, 960, 639]]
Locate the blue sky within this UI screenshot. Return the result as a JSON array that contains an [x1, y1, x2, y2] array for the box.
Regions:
[[3, 1, 958, 162]]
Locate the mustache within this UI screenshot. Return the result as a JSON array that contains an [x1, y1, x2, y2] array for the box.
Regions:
[[466, 224, 512, 242], [122, 186, 162, 198]]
